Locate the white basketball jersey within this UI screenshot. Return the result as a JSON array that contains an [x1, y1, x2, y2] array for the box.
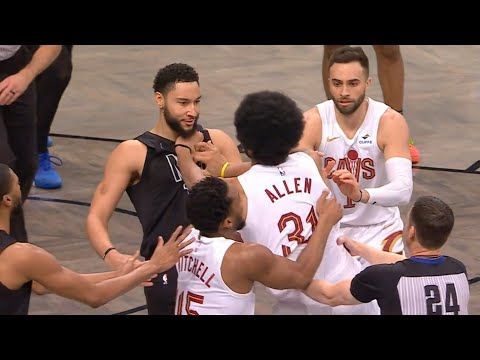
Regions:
[[317, 98, 400, 226], [238, 152, 373, 314], [176, 230, 255, 315]]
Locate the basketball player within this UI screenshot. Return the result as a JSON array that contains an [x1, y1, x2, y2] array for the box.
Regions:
[[86, 63, 242, 315], [322, 45, 420, 163], [175, 177, 342, 315], [299, 46, 413, 264], [0, 164, 194, 315], [304, 196, 470, 315], [178, 90, 378, 315]]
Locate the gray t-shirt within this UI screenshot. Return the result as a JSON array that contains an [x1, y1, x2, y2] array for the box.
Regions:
[[0, 45, 21, 61]]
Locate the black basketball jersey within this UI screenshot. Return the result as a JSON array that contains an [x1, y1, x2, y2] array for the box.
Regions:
[[126, 127, 211, 260], [350, 256, 469, 315], [0, 230, 32, 315]]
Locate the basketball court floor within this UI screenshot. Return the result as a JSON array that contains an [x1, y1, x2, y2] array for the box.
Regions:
[[25, 45, 480, 315]]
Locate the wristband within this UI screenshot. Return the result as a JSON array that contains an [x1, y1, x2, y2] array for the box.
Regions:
[[353, 190, 363, 203], [103, 247, 116, 260], [220, 162, 230, 178], [174, 144, 192, 153]]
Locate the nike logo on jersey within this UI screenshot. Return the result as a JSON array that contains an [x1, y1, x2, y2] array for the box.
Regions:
[[326, 136, 341, 142], [382, 222, 394, 231]]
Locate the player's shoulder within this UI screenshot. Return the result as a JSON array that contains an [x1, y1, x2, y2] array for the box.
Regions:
[[104, 139, 147, 174], [377, 107, 409, 138], [203, 128, 229, 142], [204, 127, 220, 134], [289, 150, 317, 164], [304, 105, 321, 123], [111, 139, 147, 159], [380, 107, 406, 125], [204, 128, 233, 142], [1, 242, 46, 267], [443, 256, 468, 273], [233, 242, 271, 263], [302, 105, 323, 147], [113, 138, 144, 152], [358, 261, 401, 280]]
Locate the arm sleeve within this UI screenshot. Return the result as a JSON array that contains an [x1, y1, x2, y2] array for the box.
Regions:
[[365, 157, 413, 207]]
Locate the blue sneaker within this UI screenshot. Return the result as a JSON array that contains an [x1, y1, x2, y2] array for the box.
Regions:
[[34, 151, 63, 189], [47, 136, 53, 147]]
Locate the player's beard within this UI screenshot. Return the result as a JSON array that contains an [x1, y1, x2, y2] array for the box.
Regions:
[[164, 105, 198, 138], [11, 186, 22, 209], [235, 217, 246, 231], [333, 92, 366, 115], [13, 196, 21, 209], [10, 193, 23, 219]]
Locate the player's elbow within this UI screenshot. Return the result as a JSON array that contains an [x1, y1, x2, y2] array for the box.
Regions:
[[317, 288, 342, 307], [307, 281, 354, 307], [85, 213, 107, 239], [84, 293, 107, 308], [294, 274, 314, 290], [32, 281, 50, 295], [88, 300, 103, 309], [328, 296, 347, 307], [304, 283, 339, 307], [383, 157, 413, 206], [274, 273, 311, 290], [86, 210, 107, 227]]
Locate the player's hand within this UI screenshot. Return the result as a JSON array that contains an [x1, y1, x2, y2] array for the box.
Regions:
[[193, 141, 227, 176], [322, 157, 336, 185], [0, 72, 32, 106], [330, 169, 361, 201], [117, 250, 157, 287], [149, 225, 195, 273], [299, 148, 336, 185], [117, 250, 142, 275], [315, 189, 342, 226], [105, 250, 143, 271], [336, 236, 362, 256], [175, 131, 205, 153]]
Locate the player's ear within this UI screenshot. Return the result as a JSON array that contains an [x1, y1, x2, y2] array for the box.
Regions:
[[408, 225, 415, 240], [365, 77, 372, 90], [2, 194, 12, 206], [223, 216, 234, 230], [245, 149, 254, 159], [154, 91, 164, 109]]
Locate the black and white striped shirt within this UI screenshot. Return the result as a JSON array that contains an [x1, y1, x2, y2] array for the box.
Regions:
[[350, 256, 469, 315]]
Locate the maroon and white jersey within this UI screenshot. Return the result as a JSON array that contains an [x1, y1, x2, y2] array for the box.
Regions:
[[238, 152, 329, 258], [317, 97, 402, 226], [176, 231, 255, 315], [237, 153, 376, 314]]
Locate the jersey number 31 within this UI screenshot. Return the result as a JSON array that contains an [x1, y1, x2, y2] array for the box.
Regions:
[[278, 205, 318, 257]]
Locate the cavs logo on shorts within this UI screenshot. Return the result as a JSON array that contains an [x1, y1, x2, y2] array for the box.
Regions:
[[382, 230, 403, 253]]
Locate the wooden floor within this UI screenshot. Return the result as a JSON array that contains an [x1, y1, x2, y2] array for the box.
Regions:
[[25, 45, 480, 315]]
